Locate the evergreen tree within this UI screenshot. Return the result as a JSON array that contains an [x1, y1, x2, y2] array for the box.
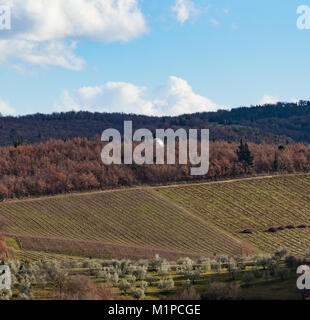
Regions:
[[236, 139, 254, 167], [273, 152, 280, 171]]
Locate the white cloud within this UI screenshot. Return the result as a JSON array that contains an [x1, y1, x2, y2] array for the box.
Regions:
[[0, 100, 16, 115], [0, 39, 85, 70], [259, 94, 280, 105], [209, 18, 220, 26], [55, 76, 219, 116], [259, 95, 302, 106], [290, 98, 299, 104], [153, 76, 218, 115], [0, 0, 148, 70], [171, 0, 200, 24]]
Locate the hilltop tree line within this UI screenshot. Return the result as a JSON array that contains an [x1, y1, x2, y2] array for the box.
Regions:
[[0, 137, 308, 200], [1, 102, 310, 146]]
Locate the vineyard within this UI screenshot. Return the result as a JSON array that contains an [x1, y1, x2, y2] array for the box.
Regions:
[[1, 188, 250, 259], [156, 174, 310, 255], [1, 173, 309, 259]]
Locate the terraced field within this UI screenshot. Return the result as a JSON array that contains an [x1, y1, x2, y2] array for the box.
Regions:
[[156, 174, 310, 255], [1, 188, 250, 259], [1, 173, 309, 259]]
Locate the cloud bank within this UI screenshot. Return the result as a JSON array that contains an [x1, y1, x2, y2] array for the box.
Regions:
[[0, 100, 16, 115], [0, 0, 148, 70], [259, 94, 280, 105], [55, 76, 219, 116]]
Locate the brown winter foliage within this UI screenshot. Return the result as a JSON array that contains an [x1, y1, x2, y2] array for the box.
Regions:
[[62, 276, 116, 300], [0, 217, 7, 260], [0, 137, 309, 200], [201, 282, 241, 300], [170, 286, 201, 300], [0, 236, 7, 260]]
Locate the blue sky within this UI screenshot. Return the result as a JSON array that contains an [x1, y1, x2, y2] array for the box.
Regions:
[[0, 0, 309, 116]]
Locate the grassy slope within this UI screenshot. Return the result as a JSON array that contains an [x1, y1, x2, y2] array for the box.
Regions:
[[1, 173, 309, 258]]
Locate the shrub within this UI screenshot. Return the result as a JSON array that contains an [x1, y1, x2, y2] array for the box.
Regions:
[[150, 255, 166, 269], [40, 260, 68, 295], [211, 261, 221, 272], [275, 268, 290, 281], [177, 257, 194, 267], [183, 279, 192, 289], [190, 269, 201, 283], [217, 255, 229, 264], [140, 281, 148, 290], [273, 247, 288, 260], [297, 224, 307, 229], [137, 259, 149, 268], [158, 278, 174, 291], [133, 266, 147, 280], [130, 287, 145, 299], [170, 287, 200, 300], [68, 260, 80, 269], [65, 275, 99, 300], [157, 264, 170, 277], [242, 272, 255, 284], [18, 277, 33, 297], [17, 292, 34, 300], [202, 282, 241, 300], [285, 255, 304, 268], [197, 257, 210, 264], [228, 258, 237, 269], [255, 255, 272, 270], [112, 272, 119, 284], [97, 281, 117, 300], [241, 229, 253, 234], [0, 289, 12, 300], [228, 261, 240, 280], [119, 279, 131, 293], [145, 275, 157, 286], [198, 258, 211, 272], [63, 275, 117, 300], [120, 260, 132, 273], [285, 225, 295, 229], [89, 262, 102, 277]]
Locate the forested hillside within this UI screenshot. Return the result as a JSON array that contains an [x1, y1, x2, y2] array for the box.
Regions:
[[0, 138, 309, 199], [1, 101, 310, 146]]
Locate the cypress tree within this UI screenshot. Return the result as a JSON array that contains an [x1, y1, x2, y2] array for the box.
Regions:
[[236, 139, 254, 167], [273, 152, 280, 172]]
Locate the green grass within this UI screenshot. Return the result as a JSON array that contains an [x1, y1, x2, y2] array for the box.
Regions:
[[6, 236, 20, 250]]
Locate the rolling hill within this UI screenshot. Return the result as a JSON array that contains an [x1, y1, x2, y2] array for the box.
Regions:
[[156, 174, 310, 256], [1, 173, 310, 259], [2, 102, 310, 146]]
